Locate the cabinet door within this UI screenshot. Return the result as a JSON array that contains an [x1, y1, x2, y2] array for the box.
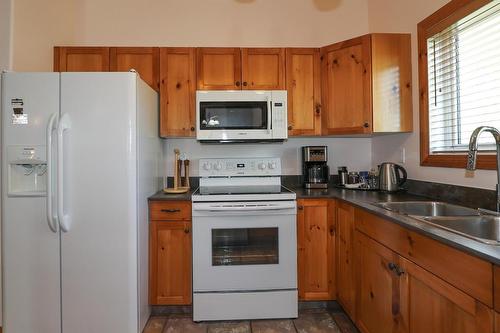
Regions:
[[241, 48, 285, 90], [159, 48, 196, 137], [110, 47, 159, 91], [355, 231, 406, 333], [285, 48, 322, 136], [197, 48, 241, 90], [400, 256, 493, 333], [321, 35, 372, 134], [149, 220, 192, 305], [336, 201, 355, 319], [297, 199, 335, 301], [54, 47, 110, 72]]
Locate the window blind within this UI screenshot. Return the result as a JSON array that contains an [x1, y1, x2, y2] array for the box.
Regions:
[[427, 0, 500, 153]]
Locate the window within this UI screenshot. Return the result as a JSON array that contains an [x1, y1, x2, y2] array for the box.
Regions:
[[419, 0, 499, 169]]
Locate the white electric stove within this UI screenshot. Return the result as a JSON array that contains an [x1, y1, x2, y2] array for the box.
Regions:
[[191, 158, 298, 322]]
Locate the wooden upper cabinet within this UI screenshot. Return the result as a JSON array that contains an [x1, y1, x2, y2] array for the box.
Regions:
[[241, 48, 285, 90], [110, 47, 159, 91], [336, 201, 356, 320], [197, 48, 241, 90], [371, 34, 412, 133], [54, 47, 110, 72], [320, 33, 412, 135], [286, 48, 322, 136], [321, 36, 372, 135], [297, 199, 336, 301], [159, 48, 196, 137], [355, 231, 405, 333], [400, 256, 493, 333]]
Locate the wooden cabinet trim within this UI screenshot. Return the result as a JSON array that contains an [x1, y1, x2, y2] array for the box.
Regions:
[[354, 208, 493, 307]]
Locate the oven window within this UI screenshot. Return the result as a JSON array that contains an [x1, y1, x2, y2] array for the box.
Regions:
[[200, 102, 268, 130], [212, 227, 278, 266]]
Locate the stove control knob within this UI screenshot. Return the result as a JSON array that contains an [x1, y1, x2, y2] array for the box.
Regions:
[[268, 162, 277, 170], [214, 162, 223, 171], [203, 162, 212, 170], [258, 162, 267, 170]]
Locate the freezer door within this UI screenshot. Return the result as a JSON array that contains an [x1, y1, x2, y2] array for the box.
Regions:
[[1, 72, 61, 333], [59, 73, 139, 333]]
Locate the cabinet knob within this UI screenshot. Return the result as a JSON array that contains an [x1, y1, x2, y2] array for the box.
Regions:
[[184, 227, 190, 234], [243, 81, 248, 87], [235, 81, 241, 87], [288, 125, 293, 131], [298, 205, 304, 210], [363, 122, 370, 128], [190, 126, 195, 131], [315, 104, 321, 115]]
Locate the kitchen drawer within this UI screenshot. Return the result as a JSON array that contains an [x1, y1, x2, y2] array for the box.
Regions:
[[150, 201, 191, 221], [354, 208, 493, 307]]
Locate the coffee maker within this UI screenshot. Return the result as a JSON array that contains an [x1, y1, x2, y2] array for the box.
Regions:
[[302, 146, 330, 189]]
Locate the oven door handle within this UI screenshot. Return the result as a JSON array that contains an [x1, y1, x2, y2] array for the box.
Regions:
[[193, 202, 296, 212]]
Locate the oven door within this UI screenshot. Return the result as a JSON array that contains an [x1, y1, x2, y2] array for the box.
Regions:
[[192, 201, 297, 292]]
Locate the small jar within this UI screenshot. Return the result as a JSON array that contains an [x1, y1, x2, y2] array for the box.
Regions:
[[347, 171, 360, 184]]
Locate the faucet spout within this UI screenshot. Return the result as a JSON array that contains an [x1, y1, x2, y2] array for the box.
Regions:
[[467, 126, 500, 212]]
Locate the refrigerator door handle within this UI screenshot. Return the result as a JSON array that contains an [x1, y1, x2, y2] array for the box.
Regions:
[[46, 112, 59, 233], [57, 113, 72, 232]]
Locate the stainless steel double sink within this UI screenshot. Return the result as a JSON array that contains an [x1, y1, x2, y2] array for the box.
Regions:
[[373, 201, 500, 245]]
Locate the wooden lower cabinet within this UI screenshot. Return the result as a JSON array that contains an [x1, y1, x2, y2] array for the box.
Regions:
[[355, 231, 404, 333], [336, 201, 356, 319], [401, 256, 493, 333], [149, 200, 192, 305], [297, 199, 336, 301], [355, 222, 494, 333]]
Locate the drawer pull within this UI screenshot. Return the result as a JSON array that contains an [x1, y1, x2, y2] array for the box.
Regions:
[[161, 209, 181, 213]]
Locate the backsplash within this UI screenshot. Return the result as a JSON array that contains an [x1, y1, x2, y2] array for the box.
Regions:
[[162, 137, 373, 177]]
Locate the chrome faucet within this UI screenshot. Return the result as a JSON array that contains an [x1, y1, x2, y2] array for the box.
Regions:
[[466, 126, 500, 212]]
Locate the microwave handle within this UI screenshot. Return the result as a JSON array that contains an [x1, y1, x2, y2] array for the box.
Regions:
[[268, 99, 272, 133]]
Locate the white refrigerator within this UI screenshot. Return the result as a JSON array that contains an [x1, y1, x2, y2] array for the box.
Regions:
[[1, 72, 161, 333]]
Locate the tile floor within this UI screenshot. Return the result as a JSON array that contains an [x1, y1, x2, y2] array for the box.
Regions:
[[143, 308, 359, 333]]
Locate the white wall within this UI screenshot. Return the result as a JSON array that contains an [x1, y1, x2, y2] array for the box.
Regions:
[[12, 0, 370, 71], [368, 0, 497, 190], [163, 138, 373, 177], [0, 0, 12, 70]]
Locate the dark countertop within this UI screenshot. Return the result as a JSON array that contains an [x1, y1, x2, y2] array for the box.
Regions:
[[148, 190, 193, 201], [149, 186, 500, 265]]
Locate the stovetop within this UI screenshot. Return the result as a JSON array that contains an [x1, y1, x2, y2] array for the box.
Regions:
[[191, 185, 296, 202]]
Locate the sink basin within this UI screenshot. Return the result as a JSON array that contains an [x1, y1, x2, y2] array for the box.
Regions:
[[422, 216, 500, 245], [374, 201, 480, 217]]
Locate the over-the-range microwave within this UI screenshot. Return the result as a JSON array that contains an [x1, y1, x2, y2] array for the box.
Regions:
[[196, 90, 288, 143]]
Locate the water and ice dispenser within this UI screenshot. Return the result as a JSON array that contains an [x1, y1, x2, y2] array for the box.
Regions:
[[7, 145, 47, 196]]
